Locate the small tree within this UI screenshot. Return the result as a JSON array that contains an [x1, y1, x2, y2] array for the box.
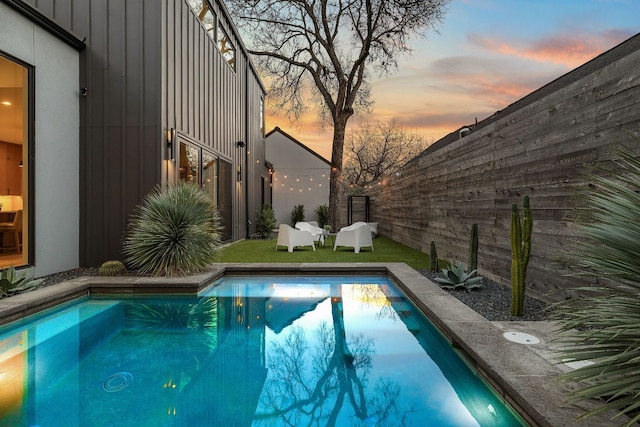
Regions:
[[315, 204, 330, 228], [290, 204, 305, 226], [343, 120, 429, 193], [256, 204, 277, 238]]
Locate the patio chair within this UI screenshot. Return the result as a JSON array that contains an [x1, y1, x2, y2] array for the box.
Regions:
[[295, 221, 325, 246], [276, 224, 316, 252], [333, 221, 374, 253]]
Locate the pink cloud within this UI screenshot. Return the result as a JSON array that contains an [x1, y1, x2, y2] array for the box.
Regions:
[[468, 29, 634, 68]]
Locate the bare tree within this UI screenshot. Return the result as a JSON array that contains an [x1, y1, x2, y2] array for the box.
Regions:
[[343, 119, 429, 193], [226, 0, 450, 228]]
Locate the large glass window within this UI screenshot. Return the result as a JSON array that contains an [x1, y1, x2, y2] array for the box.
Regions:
[[0, 55, 28, 269], [202, 151, 218, 206], [179, 143, 200, 184], [218, 160, 232, 241], [179, 141, 232, 241]]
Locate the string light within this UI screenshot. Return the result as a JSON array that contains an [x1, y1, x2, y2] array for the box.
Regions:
[[272, 168, 330, 193]]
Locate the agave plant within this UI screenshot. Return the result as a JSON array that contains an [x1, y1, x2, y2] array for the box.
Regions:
[[0, 266, 44, 298], [434, 260, 482, 291], [123, 182, 222, 277], [554, 137, 640, 426]]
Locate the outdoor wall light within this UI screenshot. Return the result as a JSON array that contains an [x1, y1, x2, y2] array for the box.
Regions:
[[167, 128, 176, 161], [237, 141, 246, 148], [18, 160, 23, 167], [237, 165, 242, 182]]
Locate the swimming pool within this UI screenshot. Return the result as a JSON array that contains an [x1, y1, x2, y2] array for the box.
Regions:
[[0, 273, 525, 426]]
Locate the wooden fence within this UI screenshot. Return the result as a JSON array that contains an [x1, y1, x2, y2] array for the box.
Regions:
[[355, 34, 640, 301]]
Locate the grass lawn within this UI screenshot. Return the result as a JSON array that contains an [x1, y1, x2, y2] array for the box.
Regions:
[[217, 236, 429, 270]]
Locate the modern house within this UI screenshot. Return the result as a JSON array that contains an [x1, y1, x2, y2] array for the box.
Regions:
[[0, 0, 269, 276], [265, 127, 330, 226]]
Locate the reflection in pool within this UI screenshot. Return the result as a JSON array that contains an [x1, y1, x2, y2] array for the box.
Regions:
[[0, 275, 525, 426]]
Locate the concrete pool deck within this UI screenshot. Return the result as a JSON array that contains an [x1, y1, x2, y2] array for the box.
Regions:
[[0, 262, 625, 426]]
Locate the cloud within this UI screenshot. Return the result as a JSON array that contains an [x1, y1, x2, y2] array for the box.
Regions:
[[468, 29, 635, 68]]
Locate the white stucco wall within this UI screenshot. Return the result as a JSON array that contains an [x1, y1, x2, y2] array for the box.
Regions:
[[265, 129, 330, 226], [0, 3, 80, 276]]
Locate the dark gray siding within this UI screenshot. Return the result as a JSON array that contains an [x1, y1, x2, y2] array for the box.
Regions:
[[25, 0, 163, 266], [163, 0, 266, 240], [26, 0, 265, 265]]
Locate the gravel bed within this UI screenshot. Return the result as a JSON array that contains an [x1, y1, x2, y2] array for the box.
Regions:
[[35, 267, 552, 322], [418, 269, 553, 321]]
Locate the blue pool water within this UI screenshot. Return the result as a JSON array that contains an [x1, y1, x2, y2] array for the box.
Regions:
[[0, 275, 525, 426]]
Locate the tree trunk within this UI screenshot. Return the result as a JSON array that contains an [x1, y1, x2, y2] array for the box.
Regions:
[[329, 116, 349, 231]]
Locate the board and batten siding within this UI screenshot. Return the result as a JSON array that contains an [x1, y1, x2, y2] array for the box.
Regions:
[[23, 0, 265, 266], [163, 0, 266, 240], [23, 0, 164, 267], [363, 33, 640, 300]]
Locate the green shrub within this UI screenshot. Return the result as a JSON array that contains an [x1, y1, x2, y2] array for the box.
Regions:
[[123, 182, 222, 277], [0, 266, 44, 298], [256, 204, 277, 238], [315, 204, 330, 228], [555, 139, 640, 425], [99, 260, 127, 276], [290, 204, 305, 226], [434, 260, 482, 291]]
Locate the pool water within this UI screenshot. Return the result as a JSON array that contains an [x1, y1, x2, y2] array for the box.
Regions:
[[0, 275, 525, 426]]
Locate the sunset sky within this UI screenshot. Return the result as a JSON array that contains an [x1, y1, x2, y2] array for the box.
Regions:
[[264, 0, 640, 159]]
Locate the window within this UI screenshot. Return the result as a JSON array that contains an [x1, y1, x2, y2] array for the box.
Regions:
[[188, 0, 216, 39], [0, 54, 28, 269], [202, 150, 218, 206], [179, 143, 200, 184], [260, 97, 265, 138], [216, 24, 235, 70], [178, 141, 232, 241]]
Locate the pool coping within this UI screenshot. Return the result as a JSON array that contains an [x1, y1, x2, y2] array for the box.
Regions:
[[0, 262, 622, 426]]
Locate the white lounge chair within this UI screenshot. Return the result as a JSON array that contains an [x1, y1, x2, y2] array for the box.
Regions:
[[295, 221, 325, 246], [276, 224, 316, 252], [333, 221, 374, 253]]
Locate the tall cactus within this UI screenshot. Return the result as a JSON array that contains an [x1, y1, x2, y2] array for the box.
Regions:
[[429, 241, 439, 272], [468, 223, 478, 272], [511, 195, 532, 316]]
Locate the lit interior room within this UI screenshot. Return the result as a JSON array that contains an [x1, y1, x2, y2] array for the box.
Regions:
[[0, 55, 27, 269]]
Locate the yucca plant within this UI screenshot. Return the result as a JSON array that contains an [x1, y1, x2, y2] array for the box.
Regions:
[[554, 137, 640, 426], [434, 260, 482, 291], [123, 182, 222, 277], [0, 266, 44, 298]]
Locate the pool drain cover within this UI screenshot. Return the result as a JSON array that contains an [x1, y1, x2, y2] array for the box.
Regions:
[[502, 331, 540, 345], [103, 372, 133, 392]]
